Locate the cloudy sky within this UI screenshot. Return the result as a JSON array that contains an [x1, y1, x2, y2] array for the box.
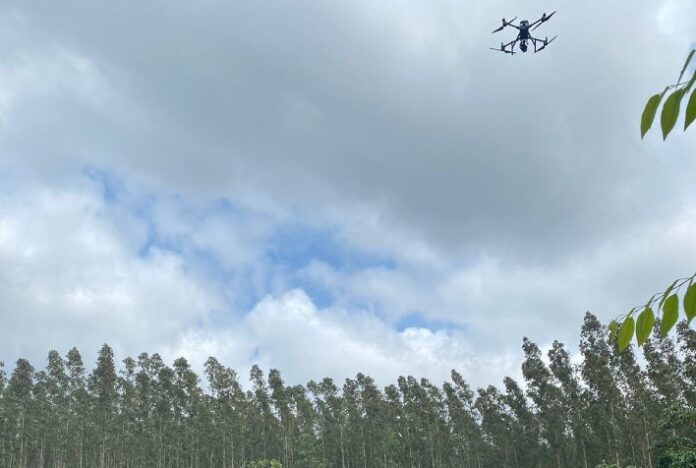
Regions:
[[1, 0, 695, 389]]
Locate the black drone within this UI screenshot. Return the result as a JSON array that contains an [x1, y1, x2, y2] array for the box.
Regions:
[[490, 11, 557, 54]]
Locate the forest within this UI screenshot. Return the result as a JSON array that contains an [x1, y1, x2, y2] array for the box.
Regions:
[[1, 312, 694, 468]]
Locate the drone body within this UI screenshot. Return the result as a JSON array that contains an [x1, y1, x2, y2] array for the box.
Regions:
[[490, 12, 557, 54]]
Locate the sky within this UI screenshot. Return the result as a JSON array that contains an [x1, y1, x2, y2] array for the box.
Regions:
[[1, 0, 695, 390]]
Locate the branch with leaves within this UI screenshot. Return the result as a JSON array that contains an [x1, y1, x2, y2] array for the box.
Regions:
[[610, 273, 696, 351], [641, 49, 696, 140]]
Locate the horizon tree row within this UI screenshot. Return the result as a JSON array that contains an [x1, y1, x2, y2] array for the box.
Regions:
[[1, 312, 694, 468]]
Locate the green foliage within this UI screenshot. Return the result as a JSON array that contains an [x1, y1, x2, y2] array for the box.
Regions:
[[685, 87, 696, 130], [661, 89, 688, 139], [657, 451, 696, 468], [246, 459, 283, 468], [612, 274, 696, 348], [684, 283, 696, 322], [641, 49, 696, 139], [642, 91, 666, 138], [0, 313, 693, 468], [661, 294, 680, 337], [594, 465, 638, 468], [618, 316, 634, 351], [636, 306, 655, 346], [654, 406, 696, 468]]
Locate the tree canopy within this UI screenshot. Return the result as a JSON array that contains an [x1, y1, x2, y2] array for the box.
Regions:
[[1, 313, 694, 468]]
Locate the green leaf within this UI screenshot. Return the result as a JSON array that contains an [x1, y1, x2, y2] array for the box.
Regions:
[[686, 89, 696, 131], [678, 49, 695, 84], [635, 307, 654, 346], [659, 279, 679, 308], [641, 93, 664, 138], [686, 70, 696, 92], [661, 89, 687, 140], [683, 283, 696, 323], [618, 317, 635, 351], [660, 294, 679, 337]]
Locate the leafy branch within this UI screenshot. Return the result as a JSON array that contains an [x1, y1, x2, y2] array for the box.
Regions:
[[614, 50, 696, 352], [610, 273, 696, 351], [641, 49, 696, 140]]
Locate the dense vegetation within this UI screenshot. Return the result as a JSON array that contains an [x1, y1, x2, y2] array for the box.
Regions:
[[1, 312, 694, 468]]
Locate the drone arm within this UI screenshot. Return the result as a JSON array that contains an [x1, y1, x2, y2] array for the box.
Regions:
[[531, 11, 556, 31], [529, 17, 544, 29], [492, 23, 516, 33], [492, 17, 520, 33]]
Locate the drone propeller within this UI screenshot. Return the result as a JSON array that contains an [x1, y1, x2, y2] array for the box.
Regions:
[[492, 16, 517, 33], [532, 11, 556, 30]]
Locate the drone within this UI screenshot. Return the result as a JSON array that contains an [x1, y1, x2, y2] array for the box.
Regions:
[[490, 11, 557, 54]]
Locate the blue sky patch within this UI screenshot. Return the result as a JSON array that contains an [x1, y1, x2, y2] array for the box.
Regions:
[[83, 166, 123, 204], [266, 223, 396, 273], [395, 313, 463, 333]]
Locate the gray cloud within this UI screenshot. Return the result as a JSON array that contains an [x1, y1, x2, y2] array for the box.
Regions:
[[2, 0, 693, 260], [1, 0, 695, 386]]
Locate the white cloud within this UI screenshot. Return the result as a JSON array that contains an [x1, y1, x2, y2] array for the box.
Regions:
[[0, 185, 221, 364], [0, 0, 695, 393], [658, 0, 696, 47], [172, 289, 519, 389]]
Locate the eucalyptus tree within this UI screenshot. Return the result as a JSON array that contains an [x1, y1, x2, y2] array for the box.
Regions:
[[355, 373, 386, 467], [5, 358, 35, 468], [116, 356, 138, 466], [580, 313, 624, 467], [0, 360, 5, 466], [382, 383, 407, 468], [41, 350, 70, 467], [676, 321, 696, 406], [501, 376, 542, 468], [288, 384, 324, 468], [521, 338, 567, 468], [442, 370, 482, 468], [309, 377, 346, 468], [608, 339, 656, 468], [398, 375, 444, 468], [269, 369, 295, 467], [642, 322, 685, 405], [341, 376, 365, 468], [475, 385, 516, 468], [172, 356, 204, 467], [89, 344, 118, 468], [548, 341, 589, 468], [66, 347, 89, 468], [250, 365, 281, 463]]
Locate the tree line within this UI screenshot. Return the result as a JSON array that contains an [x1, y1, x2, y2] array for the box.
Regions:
[[1, 312, 694, 468]]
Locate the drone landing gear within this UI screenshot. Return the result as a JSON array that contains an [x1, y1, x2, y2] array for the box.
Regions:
[[531, 35, 557, 53]]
